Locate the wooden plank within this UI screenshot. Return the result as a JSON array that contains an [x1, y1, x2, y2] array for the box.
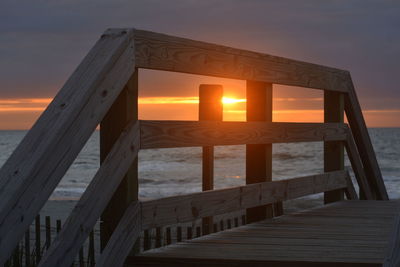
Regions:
[[324, 90, 345, 203], [140, 121, 348, 149], [246, 80, 274, 222], [0, 28, 136, 264], [344, 133, 373, 199], [45, 216, 51, 249], [130, 257, 381, 267], [35, 215, 41, 264], [344, 172, 358, 200], [100, 70, 139, 250], [344, 79, 388, 200], [134, 201, 400, 267], [141, 171, 347, 229], [133, 29, 351, 92], [25, 228, 30, 267], [136, 242, 385, 263], [383, 213, 400, 267], [97, 201, 141, 267], [199, 84, 223, 235], [38, 120, 140, 267]]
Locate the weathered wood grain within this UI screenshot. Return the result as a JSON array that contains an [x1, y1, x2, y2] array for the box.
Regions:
[[141, 171, 348, 229], [130, 257, 381, 267], [344, 172, 358, 200], [324, 90, 345, 203], [134, 29, 350, 92], [133, 200, 400, 267], [97, 201, 141, 267], [246, 80, 274, 222], [344, 78, 388, 200], [344, 133, 373, 200], [100, 69, 139, 250], [383, 213, 400, 267], [199, 84, 223, 235], [140, 121, 348, 149], [0, 28, 136, 264], [38, 120, 140, 267]]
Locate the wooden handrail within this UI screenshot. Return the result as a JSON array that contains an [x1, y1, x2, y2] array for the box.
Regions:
[[0, 29, 136, 265], [134, 29, 350, 92], [140, 170, 350, 229], [96, 170, 354, 266], [140, 120, 349, 149]]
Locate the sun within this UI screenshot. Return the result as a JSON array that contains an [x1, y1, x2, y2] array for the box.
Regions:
[[222, 97, 246, 104]]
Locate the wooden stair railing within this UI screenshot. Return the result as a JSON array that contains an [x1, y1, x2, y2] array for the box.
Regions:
[[0, 28, 136, 265], [0, 28, 387, 266]]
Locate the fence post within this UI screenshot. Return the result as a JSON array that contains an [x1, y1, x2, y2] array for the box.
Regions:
[[324, 90, 345, 203], [45, 216, 51, 249], [25, 228, 30, 267], [199, 84, 223, 235], [100, 70, 139, 251], [246, 81, 275, 223], [35, 215, 41, 264]]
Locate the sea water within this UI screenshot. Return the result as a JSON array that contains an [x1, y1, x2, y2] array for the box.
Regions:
[[0, 128, 399, 200]]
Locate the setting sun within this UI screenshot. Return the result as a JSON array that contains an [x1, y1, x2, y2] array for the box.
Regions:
[[222, 97, 246, 104]]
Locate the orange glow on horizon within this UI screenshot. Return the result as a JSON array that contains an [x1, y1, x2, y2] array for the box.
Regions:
[[0, 97, 398, 129], [138, 97, 199, 104], [222, 97, 246, 104]]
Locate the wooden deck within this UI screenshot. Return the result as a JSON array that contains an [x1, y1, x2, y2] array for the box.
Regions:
[[130, 200, 400, 266], [0, 28, 392, 266]]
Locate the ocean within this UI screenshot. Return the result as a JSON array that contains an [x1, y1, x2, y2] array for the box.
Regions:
[[1, 128, 399, 200]]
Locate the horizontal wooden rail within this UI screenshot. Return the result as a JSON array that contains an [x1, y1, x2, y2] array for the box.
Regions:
[[140, 120, 349, 149], [134, 29, 350, 92], [141, 170, 348, 229]]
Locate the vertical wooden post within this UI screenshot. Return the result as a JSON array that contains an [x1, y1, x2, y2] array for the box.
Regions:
[[79, 247, 84, 267], [56, 220, 61, 234], [143, 230, 150, 250], [155, 227, 162, 248], [100, 69, 139, 250], [246, 80, 275, 223], [88, 230, 95, 266], [45, 216, 51, 249], [35, 215, 41, 264], [199, 84, 223, 235], [186, 227, 192, 240], [24, 228, 30, 267], [166, 227, 172, 245], [324, 90, 345, 203], [176, 227, 182, 242]]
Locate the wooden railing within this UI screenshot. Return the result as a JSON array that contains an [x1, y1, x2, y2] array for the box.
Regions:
[[0, 28, 387, 267]]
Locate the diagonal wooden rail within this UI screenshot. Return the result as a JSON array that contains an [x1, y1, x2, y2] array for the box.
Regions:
[[38, 120, 140, 267], [0, 28, 136, 264]]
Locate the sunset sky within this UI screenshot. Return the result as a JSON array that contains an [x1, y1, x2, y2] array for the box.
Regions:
[[0, 1, 399, 129]]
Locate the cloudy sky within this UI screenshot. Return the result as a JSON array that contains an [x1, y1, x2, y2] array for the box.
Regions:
[[0, 0, 399, 128]]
